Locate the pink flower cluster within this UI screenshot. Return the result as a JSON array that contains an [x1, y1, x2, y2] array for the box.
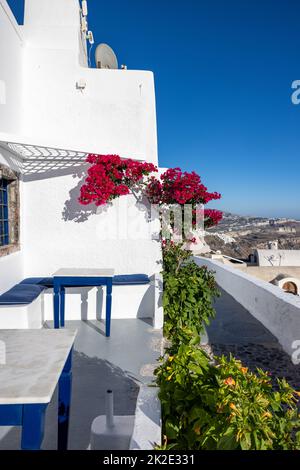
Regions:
[[204, 209, 223, 228], [79, 154, 157, 206], [79, 156, 223, 229], [191, 208, 223, 228], [146, 167, 221, 205]]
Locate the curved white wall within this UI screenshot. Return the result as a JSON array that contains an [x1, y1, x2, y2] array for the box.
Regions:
[[195, 256, 300, 359]]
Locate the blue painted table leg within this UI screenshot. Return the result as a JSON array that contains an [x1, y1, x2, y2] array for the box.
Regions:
[[21, 404, 47, 450], [58, 349, 72, 450], [60, 286, 66, 327], [53, 282, 60, 329], [105, 280, 112, 337]]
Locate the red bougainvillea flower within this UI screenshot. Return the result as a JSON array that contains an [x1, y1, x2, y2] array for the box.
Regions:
[[146, 167, 221, 206], [191, 208, 222, 229], [146, 168, 222, 229], [79, 156, 222, 230], [79, 154, 157, 206], [146, 176, 163, 204], [203, 209, 223, 228]]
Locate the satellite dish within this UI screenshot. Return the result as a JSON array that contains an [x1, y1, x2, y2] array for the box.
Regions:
[[95, 44, 118, 69]]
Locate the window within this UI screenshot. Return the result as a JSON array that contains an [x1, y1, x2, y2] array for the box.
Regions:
[[0, 164, 20, 257], [0, 179, 9, 247]]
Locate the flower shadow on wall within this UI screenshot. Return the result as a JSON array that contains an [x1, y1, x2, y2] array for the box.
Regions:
[[63, 154, 158, 224], [62, 168, 110, 223], [61, 165, 154, 225]]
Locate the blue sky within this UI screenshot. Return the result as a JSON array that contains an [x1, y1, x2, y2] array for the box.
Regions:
[[8, 1, 300, 218]]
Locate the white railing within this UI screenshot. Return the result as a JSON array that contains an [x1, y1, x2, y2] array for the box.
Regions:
[[195, 256, 300, 360]]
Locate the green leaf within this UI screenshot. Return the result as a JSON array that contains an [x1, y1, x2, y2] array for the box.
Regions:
[[165, 420, 179, 440], [217, 429, 239, 450], [240, 432, 252, 450]]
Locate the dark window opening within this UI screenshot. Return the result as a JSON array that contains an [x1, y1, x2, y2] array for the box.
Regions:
[[0, 164, 20, 257], [282, 281, 298, 296], [0, 179, 9, 246]]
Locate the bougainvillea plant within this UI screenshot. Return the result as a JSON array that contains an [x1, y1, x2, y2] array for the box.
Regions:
[[146, 167, 221, 205], [202, 209, 223, 228], [79, 154, 157, 206], [78, 154, 223, 235], [146, 167, 222, 231]]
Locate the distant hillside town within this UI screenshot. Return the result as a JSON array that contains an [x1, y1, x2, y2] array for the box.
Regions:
[[205, 212, 300, 260], [203, 212, 300, 297]]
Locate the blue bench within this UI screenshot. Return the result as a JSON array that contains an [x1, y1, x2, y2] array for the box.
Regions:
[[0, 283, 46, 306], [0, 275, 151, 328]]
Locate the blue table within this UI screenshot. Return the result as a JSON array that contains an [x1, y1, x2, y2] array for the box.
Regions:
[[53, 268, 114, 337], [0, 329, 76, 450]]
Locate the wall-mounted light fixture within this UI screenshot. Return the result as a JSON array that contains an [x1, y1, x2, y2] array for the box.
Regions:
[[76, 79, 87, 92]]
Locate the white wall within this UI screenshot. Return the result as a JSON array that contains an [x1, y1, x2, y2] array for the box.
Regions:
[[255, 249, 300, 267], [0, 1, 24, 295], [21, 0, 158, 163], [22, 61, 158, 161], [25, 0, 80, 27], [0, 249, 23, 293], [195, 256, 300, 359], [22, 168, 161, 320], [23, 0, 87, 63], [0, 0, 161, 324], [23, 169, 160, 276], [0, 1, 23, 133]]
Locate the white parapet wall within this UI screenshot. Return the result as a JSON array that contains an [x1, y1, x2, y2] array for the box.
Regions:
[[195, 256, 300, 359], [129, 385, 161, 450]]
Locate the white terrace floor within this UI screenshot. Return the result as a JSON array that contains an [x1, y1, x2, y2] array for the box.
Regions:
[[0, 319, 162, 450]]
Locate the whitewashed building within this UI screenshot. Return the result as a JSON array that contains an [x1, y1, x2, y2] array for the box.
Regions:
[[0, 0, 162, 328]]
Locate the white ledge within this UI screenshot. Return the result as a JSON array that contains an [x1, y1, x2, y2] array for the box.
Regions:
[[195, 256, 300, 359]]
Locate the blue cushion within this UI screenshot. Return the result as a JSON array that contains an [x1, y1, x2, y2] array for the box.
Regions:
[[20, 277, 94, 288], [113, 274, 150, 285], [20, 277, 54, 288], [0, 284, 46, 305], [21, 274, 151, 287]]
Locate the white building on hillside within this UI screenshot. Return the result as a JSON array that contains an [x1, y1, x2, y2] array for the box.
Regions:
[[0, 0, 162, 327], [253, 249, 300, 267]]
